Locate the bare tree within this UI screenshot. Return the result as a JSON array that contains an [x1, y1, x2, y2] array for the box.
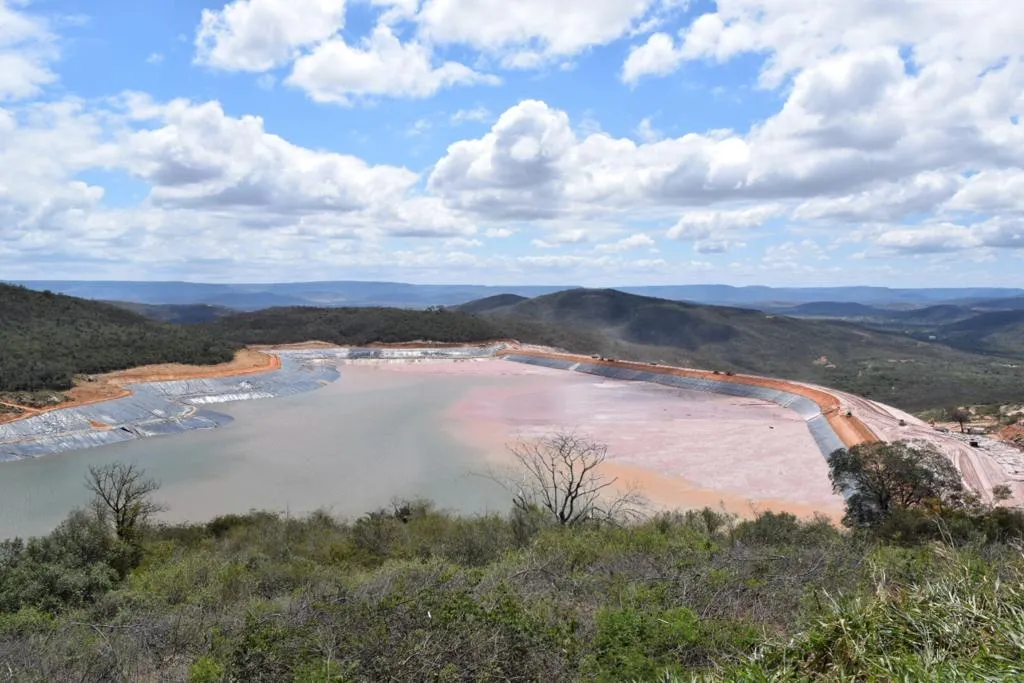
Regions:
[[496, 431, 645, 526], [85, 462, 164, 541]]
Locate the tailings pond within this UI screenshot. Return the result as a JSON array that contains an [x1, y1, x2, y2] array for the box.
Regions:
[[0, 361, 842, 539]]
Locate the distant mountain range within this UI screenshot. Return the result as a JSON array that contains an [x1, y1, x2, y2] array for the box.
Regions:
[[10, 280, 1024, 311]]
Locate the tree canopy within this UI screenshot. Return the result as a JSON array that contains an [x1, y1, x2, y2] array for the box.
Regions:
[[0, 284, 239, 392], [828, 441, 971, 527]]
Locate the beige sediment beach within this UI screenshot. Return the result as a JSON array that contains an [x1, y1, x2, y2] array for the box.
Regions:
[[371, 359, 845, 519]]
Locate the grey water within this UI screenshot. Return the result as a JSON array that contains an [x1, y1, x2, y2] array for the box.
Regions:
[[0, 367, 508, 540]]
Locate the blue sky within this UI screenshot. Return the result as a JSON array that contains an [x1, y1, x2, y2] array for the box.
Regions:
[[1, 0, 1022, 285]]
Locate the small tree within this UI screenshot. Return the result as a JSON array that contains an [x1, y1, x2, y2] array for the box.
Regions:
[[948, 407, 972, 434], [828, 441, 969, 528], [85, 462, 163, 542], [496, 431, 645, 526]]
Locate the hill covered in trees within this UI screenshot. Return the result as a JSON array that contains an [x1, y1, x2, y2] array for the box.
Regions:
[[459, 288, 1024, 410], [103, 301, 234, 325], [5, 283, 1024, 411], [197, 304, 600, 352], [0, 285, 239, 393]]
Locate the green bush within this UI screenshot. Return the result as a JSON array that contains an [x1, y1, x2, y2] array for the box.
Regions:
[[3, 504, 1024, 681]]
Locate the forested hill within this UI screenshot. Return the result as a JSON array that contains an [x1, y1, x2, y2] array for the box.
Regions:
[[197, 305, 599, 351], [0, 284, 239, 392], [459, 288, 1024, 410], [5, 283, 1024, 411]]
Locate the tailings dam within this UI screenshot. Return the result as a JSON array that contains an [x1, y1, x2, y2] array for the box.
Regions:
[[2, 344, 1016, 538]]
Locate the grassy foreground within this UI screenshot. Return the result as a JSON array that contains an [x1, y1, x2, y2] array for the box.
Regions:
[[2, 502, 1023, 682]]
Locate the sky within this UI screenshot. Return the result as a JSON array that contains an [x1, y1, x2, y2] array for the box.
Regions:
[[1, 0, 1022, 286]]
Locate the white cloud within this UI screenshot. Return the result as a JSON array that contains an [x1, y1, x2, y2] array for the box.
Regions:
[[0, 1, 57, 100], [872, 217, 1024, 255], [595, 233, 656, 252], [406, 118, 431, 137], [667, 206, 781, 253], [622, 32, 684, 84], [874, 224, 982, 254], [8, 0, 1024, 283], [146, 52, 164, 65], [123, 98, 415, 213], [946, 170, 1024, 215], [287, 25, 497, 104], [531, 228, 589, 249], [451, 106, 491, 125], [793, 173, 962, 223], [430, 100, 761, 220], [634, 116, 662, 142], [416, 0, 665, 67], [654, 1, 1024, 88], [195, 0, 347, 71]]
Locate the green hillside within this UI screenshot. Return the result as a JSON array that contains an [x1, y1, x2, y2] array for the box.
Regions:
[[198, 304, 599, 351], [0, 284, 239, 393], [104, 301, 235, 325], [938, 310, 1024, 356], [463, 288, 1024, 410]]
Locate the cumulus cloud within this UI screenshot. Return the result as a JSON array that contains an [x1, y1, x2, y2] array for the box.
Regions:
[[416, 0, 667, 67], [451, 106, 492, 125], [634, 116, 662, 142], [531, 228, 589, 249], [0, 1, 57, 100], [595, 233, 656, 252], [8, 0, 1024, 282], [668, 206, 783, 241], [195, 0, 347, 71], [622, 32, 684, 84], [287, 25, 497, 104], [123, 99, 418, 213], [659, 0, 1024, 88]]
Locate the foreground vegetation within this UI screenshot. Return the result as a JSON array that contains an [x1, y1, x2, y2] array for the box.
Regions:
[[2, 440, 1023, 681]]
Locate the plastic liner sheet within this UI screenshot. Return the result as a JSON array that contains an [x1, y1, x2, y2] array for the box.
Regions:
[[0, 345, 508, 462], [0, 352, 337, 461], [502, 355, 846, 459]]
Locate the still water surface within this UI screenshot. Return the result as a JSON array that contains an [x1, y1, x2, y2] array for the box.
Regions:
[[0, 367, 511, 539]]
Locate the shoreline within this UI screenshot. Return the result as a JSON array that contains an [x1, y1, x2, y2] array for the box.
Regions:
[[0, 342, 856, 462], [0, 349, 281, 426], [2, 341, 1016, 509]]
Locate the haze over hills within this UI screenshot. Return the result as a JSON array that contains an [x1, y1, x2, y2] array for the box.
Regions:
[[11, 280, 1024, 311]]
